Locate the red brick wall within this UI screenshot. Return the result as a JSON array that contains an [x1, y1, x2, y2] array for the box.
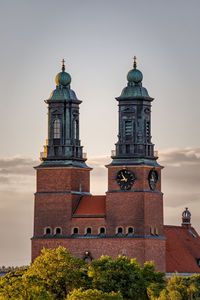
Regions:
[[32, 237, 166, 272], [106, 165, 163, 236], [34, 167, 91, 237], [145, 238, 166, 272], [70, 218, 106, 235], [36, 167, 90, 193], [34, 193, 82, 236]]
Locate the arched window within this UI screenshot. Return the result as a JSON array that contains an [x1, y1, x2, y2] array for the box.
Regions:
[[99, 227, 106, 235], [44, 227, 52, 235], [85, 227, 92, 235], [53, 119, 61, 138], [127, 227, 134, 235], [118, 227, 123, 234], [116, 227, 123, 235], [72, 227, 79, 235], [55, 227, 62, 235]]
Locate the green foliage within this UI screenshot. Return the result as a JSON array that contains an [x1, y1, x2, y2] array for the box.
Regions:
[[66, 288, 123, 299], [0, 267, 29, 300], [25, 246, 88, 299], [0, 247, 88, 300], [88, 256, 165, 300], [153, 274, 200, 300]]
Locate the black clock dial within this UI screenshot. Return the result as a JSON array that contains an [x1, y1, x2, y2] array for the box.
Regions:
[[148, 170, 158, 190], [116, 169, 136, 190]]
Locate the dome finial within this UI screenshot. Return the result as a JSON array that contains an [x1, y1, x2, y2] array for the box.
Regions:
[[62, 59, 65, 72], [133, 56, 137, 69], [127, 57, 143, 84], [55, 59, 71, 87]]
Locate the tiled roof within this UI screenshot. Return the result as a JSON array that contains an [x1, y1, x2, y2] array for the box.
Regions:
[[73, 195, 106, 218], [164, 225, 200, 273]]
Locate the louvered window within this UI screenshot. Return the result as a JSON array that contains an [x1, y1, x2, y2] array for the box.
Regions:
[[53, 119, 60, 138], [125, 121, 132, 136]]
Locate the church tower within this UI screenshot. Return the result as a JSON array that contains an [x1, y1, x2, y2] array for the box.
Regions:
[[32, 61, 91, 257], [106, 58, 165, 270], [32, 58, 165, 272]]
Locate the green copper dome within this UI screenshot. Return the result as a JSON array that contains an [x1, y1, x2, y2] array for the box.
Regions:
[[120, 85, 149, 99], [127, 68, 143, 83], [56, 71, 71, 86], [55, 59, 71, 87], [117, 57, 152, 101], [48, 60, 79, 101], [49, 86, 78, 101]]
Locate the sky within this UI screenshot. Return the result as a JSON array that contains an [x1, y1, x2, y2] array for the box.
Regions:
[[0, 0, 200, 266]]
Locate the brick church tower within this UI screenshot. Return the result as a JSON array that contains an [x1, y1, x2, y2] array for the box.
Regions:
[[32, 58, 165, 272]]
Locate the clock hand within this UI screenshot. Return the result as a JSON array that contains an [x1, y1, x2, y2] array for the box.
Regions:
[[121, 174, 127, 182]]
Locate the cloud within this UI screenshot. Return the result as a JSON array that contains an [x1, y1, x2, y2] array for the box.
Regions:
[[0, 156, 39, 176], [0, 156, 39, 194], [158, 147, 200, 166], [157, 147, 200, 231]]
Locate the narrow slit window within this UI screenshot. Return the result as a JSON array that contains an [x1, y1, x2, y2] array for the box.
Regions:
[[150, 226, 154, 235], [75, 120, 78, 139], [155, 227, 158, 236], [53, 119, 61, 138], [125, 121, 132, 136]]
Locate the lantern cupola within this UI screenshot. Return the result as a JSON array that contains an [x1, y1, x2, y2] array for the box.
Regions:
[[40, 60, 88, 168], [111, 57, 159, 167]]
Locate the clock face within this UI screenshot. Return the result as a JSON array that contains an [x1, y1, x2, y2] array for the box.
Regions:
[[148, 170, 158, 190], [116, 169, 136, 190]]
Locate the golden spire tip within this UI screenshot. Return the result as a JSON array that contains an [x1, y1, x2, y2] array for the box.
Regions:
[[62, 59, 65, 71], [133, 56, 137, 69]]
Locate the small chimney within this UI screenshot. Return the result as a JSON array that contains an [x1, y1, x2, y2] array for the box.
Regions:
[[182, 207, 191, 228]]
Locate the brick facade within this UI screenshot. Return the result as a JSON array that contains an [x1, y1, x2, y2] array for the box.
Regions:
[[32, 237, 166, 272], [32, 163, 166, 272]]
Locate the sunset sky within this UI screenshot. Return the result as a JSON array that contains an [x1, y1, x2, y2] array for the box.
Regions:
[[0, 0, 200, 266]]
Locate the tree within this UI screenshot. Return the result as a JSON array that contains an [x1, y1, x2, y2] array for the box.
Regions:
[[66, 288, 123, 299], [0, 267, 31, 300], [88, 256, 165, 300], [0, 249, 167, 300], [25, 247, 88, 299], [154, 274, 200, 300]]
